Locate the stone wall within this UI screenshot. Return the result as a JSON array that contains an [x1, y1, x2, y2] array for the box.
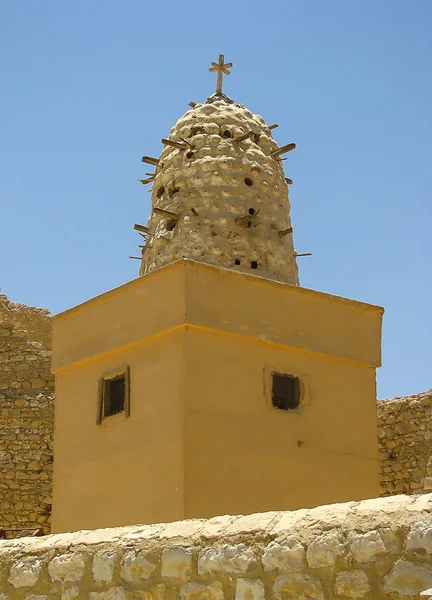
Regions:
[[0, 294, 54, 535], [0, 494, 430, 599], [377, 389, 432, 497]]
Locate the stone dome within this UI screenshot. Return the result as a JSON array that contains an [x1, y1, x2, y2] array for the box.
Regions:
[[138, 94, 299, 285]]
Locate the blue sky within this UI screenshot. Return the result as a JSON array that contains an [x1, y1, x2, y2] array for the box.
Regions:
[[0, 1, 430, 399]]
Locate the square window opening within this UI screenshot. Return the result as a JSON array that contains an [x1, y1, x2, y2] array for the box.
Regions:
[[272, 373, 301, 411], [104, 375, 126, 417], [97, 366, 130, 424]]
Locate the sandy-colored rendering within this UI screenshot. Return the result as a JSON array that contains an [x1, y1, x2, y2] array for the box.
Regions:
[[50, 260, 383, 533]]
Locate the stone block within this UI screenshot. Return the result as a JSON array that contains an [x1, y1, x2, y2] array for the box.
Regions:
[[383, 559, 432, 596], [92, 551, 117, 582], [235, 578, 265, 600], [306, 531, 345, 568], [348, 530, 387, 563], [61, 589, 80, 600], [161, 546, 192, 579], [48, 552, 86, 583], [198, 543, 255, 574], [120, 550, 157, 582], [132, 584, 165, 599], [262, 538, 305, 571], [274, 573, 324, 600], [406, 521, 432, 554], [7, 556, 42, 588], [334, 570, 371, 598], [180, 581, 224, 600]]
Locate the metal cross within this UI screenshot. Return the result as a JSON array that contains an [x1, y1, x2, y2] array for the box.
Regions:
[[209, 54, 232, 94]]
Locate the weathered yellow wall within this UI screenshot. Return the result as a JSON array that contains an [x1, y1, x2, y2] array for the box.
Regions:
[[0, 494, 431, 599], [52, 328, 185, 533], [184, 327, 380, 518], [51, 261, 383, 533]]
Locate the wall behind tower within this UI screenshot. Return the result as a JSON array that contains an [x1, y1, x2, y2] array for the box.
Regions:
[[378, 389, 432, 496], [0, 295, 54, 535]]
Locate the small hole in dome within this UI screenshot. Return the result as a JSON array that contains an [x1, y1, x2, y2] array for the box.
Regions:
[[222, 130, 232, 138], [186, 151, 194, 159], [244, 178, 253, 186], [168, 187, 180, 197], [247, 221, 252, 228], [166, 219, 177, 231], [234, 259, 241, 265], [251, 261, 258, 269], [156, 186, 165, 198], [248, 208, 255, 215]]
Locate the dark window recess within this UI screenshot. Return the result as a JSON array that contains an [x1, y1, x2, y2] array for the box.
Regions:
[[234, 258, 241, 265], [251, 261, 258, 269], [166, 218, 177, 231], [104, 376, 126, 417], [272, 373, 301, 411]]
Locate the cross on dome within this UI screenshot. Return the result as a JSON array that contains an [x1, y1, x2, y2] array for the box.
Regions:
[[209, 54, 232, 94]]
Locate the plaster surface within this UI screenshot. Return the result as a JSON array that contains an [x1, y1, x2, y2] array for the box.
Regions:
[[51, 261, 383, 533]]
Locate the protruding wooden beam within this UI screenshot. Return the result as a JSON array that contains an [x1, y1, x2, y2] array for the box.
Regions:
[[141, 156, 160, 166], [129, 256, 141, 260], [189, 101, 197, 108], [285, 177, 293, 185], [134, 224, 150, 234], [233, 131, 254, 144], [295, 252, 312, 257], [138, 177, 155, 185], [278, 227, 293, 238], [153, 207, 178, 218], [162, 138, 187, 150], [268, 124, 279, 130], [191, 208, 199, 216], [270, 143, 296, 158], [145, 172, 156, 177]]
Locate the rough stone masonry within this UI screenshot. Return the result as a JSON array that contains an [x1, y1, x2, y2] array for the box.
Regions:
[[378, 389, 432, 497], [139, 95, 300, 285], [0, 294, 54, 535], [0, 494, 430, 599]]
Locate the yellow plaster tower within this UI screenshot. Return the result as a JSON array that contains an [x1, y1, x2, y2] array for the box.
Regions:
[[51, 57, 384, 533]]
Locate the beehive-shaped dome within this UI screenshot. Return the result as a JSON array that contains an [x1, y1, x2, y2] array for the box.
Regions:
[[138, 94, 299, 285]]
